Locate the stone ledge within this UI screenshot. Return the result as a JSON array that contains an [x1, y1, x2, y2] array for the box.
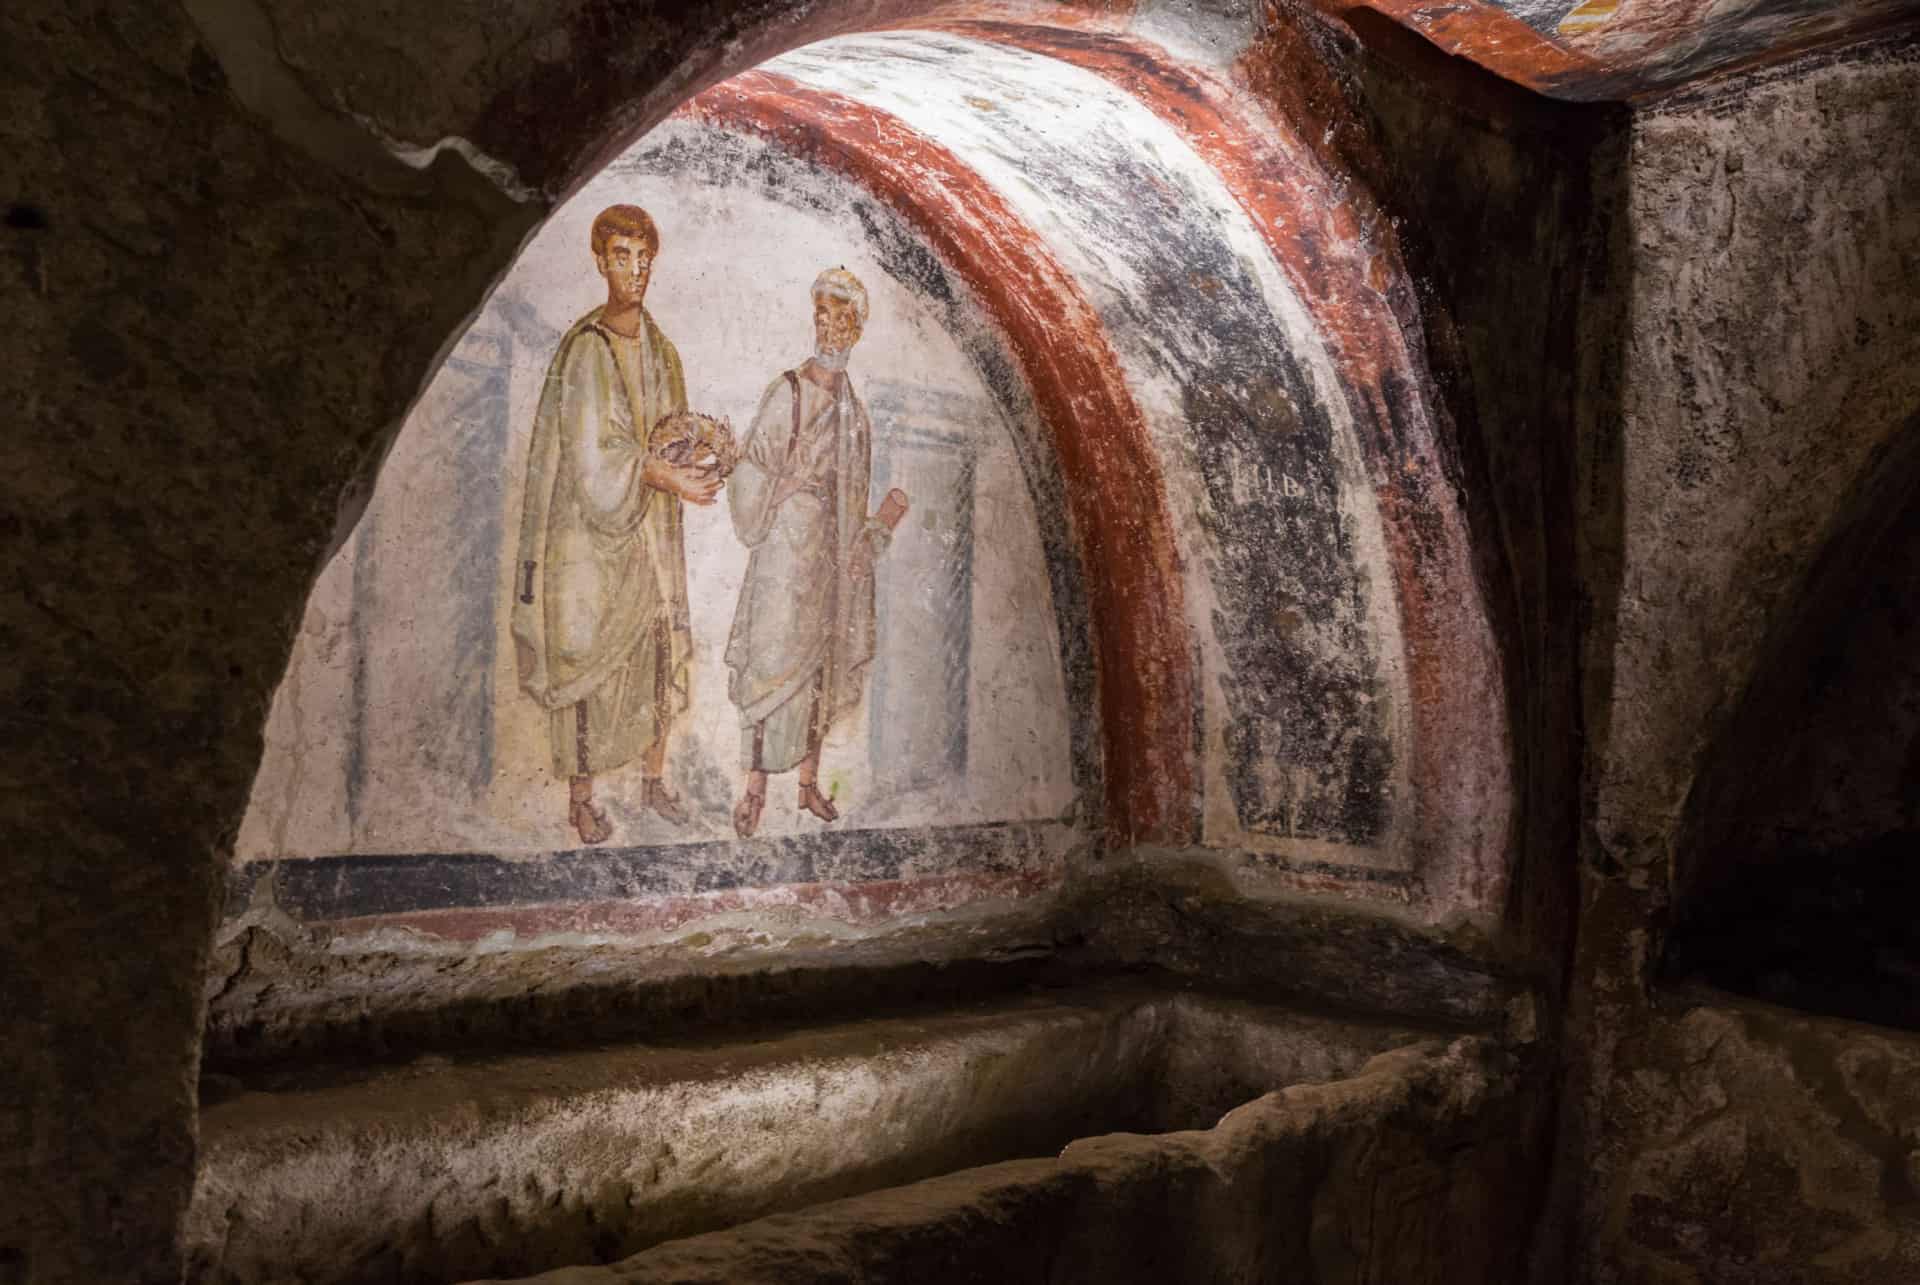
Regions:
[[187, 986, 1443, 1285], [203, 855, 1526, 1075], [461, 1034, 1533, 1284]]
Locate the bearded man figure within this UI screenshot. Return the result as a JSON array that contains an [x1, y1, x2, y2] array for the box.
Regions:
[[725, 267, 910, 838], [511, 204, 722, 845]]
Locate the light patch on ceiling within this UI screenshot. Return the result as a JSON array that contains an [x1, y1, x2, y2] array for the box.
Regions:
[[1558, 0, 1622, 37]]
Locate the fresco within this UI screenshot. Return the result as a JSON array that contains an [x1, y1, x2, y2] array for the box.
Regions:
[[233, 20, 1505, 934], [749, 32, 1417, 872], [1544, 0, 1920, 91], [506, 206, 910, 845], [237, 145, 1081, 883], [1343, 0, 1920, 97]]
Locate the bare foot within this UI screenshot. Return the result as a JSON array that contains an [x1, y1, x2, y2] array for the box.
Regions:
[[797, 782, 839, 823], [643, 778, 688, 826]]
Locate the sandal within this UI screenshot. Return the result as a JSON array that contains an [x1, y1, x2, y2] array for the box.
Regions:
[[797, 782, 839, 823], [643, 778, 688, 826], [733, 787, 766, 838], [568, 796, 614, 845]]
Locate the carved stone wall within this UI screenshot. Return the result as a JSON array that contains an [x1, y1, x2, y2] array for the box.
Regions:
[[1566, 33, 1920, 1284], [11, 0, 1917, 1280]]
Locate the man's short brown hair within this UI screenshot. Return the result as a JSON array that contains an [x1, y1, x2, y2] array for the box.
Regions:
[[590, 205, 660, 258]]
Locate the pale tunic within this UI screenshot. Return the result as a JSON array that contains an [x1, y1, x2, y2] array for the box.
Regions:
[[725, 369, 891, 772], [510, 307, 691, 777]]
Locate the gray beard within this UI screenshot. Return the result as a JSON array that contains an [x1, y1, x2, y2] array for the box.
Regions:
[[812, 347, 850, 372]]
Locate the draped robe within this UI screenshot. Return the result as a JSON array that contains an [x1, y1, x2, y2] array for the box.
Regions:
[[725, 368, 892, 772], [511, 306, 691, 777]]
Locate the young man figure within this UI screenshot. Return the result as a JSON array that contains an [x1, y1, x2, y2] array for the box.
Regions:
[[511, 204, 721, 845], [725, 267, 909, 838]]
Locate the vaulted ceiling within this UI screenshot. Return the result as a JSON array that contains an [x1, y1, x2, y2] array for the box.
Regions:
[[1324, 0, 1920, 97]]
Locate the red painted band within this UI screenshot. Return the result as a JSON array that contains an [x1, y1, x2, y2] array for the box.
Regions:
[[947, 19, 1509, 906]]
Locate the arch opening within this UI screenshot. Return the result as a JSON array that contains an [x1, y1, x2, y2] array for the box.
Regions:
[[188, 11, 1526, 1284], [221, 9, 1509, 1018], [1669, 413, 1920, 1030]]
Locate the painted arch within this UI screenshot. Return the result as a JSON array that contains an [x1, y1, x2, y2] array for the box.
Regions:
[[234, 8, 1512, 947]]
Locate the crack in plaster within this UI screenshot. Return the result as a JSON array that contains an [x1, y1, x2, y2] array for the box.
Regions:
[[184, 0, 539, 205], [179, 0, 427, 194], [366, 124, 541, 205]]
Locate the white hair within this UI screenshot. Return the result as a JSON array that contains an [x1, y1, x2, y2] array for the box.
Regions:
[[811, 266, 869, 324]]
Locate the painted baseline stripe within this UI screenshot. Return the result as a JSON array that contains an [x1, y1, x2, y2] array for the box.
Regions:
[[232, 820, 1072, 924], [295, 870, 1062, 944]]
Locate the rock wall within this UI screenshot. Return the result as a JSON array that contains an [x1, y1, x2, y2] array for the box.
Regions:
[[1670, 415, 1920, 1031], [2, 3, 541, 1280], [1691, 458, 1920, 865], [189, 990, 1440, 1284], [28, 0, 1914, 1280], [1600, 995, 1920, 1282], [1567, 31, 1920, 1283]]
